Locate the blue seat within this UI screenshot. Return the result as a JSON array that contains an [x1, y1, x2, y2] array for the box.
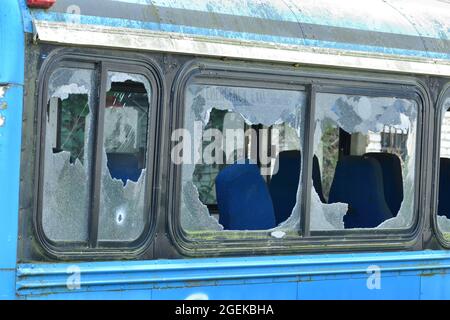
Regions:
[[268, 150, 325, 225], [269, 151, 301, 225], [365, 152, 403, 216], [312, 155, 326, 203], [328, 156, 393, 229], [215, 162, 276, 230], [438, 158, 450, 219], [106, 153, 142, 184]]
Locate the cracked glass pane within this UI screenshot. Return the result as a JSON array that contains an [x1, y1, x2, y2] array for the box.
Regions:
[[98, 72, 151, 242], [437, 97, 450, 235], [312, 93, 418, 231], [42, 68, 94, 242], [180, 83, 306, 233]]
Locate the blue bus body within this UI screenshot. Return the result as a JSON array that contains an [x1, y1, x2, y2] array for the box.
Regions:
[[1, 0, 450, 299], [14, 252, 450, 300], [0, 0, 24, 300]]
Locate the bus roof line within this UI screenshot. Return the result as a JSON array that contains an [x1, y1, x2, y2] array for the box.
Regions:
[[33, 20, 450, 77]]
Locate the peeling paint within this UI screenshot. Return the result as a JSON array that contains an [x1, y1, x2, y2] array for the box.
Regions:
[[0, 86, 8, 99], [0, 86, 8, 119]]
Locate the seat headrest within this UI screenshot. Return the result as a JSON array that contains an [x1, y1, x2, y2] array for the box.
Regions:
[[269, 151, 301, 224], [364, 152, 404, 216], [106, 153, 142, 184], [216, 162, 276, 230], [329, 155, 393, 228]]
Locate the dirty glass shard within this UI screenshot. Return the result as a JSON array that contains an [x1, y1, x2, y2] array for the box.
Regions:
[[48, 68, 92, 100], [42, 68, 94, 242], [42, 149, 90, 241], [98, 149, 147, 241], [438, 215, 450, 233], [98, 72, 152, 242], [181, 181, 224, 231]]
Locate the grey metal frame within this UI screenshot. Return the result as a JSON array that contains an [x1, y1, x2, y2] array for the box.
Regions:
[[168, 59, 430, 257], [33, 49, 163, 258]]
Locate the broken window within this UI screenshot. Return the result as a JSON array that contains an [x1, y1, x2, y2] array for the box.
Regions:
[[311, 93, 418, 231], [177, 74, 420, 242], [98, 72, 151, 242], [437, 96, 450, 236], [178, 83, 306, 234], [41, 66, 152, 247], [43, 68, 94, 242]]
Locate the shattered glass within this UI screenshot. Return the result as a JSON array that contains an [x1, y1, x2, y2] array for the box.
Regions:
[[438, 215, 450, 233], [42, 68, 152, 243], [312, 93, 418, 230], [181, 84, 306, 232], [48, 68, 93, 101], [42, 68, 94, 242], [181, 83, 418, 235], [192, 109, 243, 205], [437, 97, 450, 234], [98, 72, 151, 242], [98, 151, 147, 241]]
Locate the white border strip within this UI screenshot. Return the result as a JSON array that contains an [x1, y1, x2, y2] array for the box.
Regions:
[[34, 20, 450, 77]]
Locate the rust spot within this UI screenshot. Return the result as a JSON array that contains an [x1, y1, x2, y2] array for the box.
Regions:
[[421, 273, 437, 277], [0, 102, 7, 110], [421, 270, 447, 277]]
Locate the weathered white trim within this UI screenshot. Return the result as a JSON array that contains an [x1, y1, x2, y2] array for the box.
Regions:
[[34, 20, 450, 77]]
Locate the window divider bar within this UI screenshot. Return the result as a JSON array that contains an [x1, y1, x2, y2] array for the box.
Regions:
[[55, 99, 62, 150], [88, 62, 108, 248], [300, 85, 316, 237]]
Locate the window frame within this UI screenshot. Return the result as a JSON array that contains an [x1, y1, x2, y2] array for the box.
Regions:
[[34, 52, 162, 258], [308, 85, 424, 238], [432, 84, 450, 248], [169, 60, 429, 257]]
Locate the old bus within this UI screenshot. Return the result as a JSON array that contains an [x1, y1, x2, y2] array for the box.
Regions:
[[1, 0, 450, 299]]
